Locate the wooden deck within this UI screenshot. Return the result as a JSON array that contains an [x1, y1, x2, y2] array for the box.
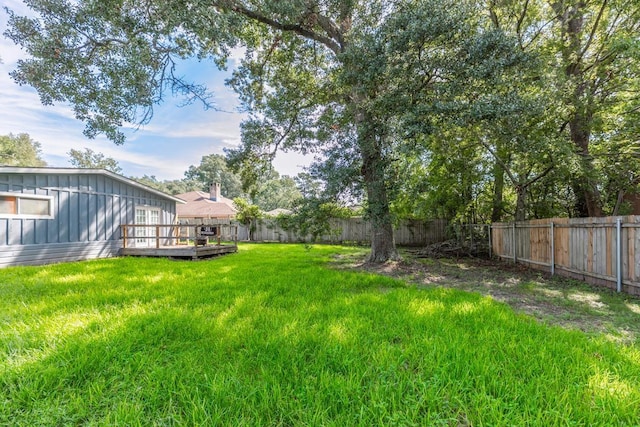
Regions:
[[120, 244, 237, 260], [120, 223, 239, 260]]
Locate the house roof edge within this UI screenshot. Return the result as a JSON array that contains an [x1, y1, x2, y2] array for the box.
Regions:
[[0, 166, 186, 204]]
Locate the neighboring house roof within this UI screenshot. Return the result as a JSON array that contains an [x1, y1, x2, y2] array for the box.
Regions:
[[175, 191, 237, 218], [0, 166, 185, 204]]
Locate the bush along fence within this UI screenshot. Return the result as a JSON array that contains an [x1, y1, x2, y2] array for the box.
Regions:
[[240, 218, 449, 247], [491, 216, 640, 296]]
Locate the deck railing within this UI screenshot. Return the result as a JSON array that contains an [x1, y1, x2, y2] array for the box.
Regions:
[[121, 223, 239, 249]]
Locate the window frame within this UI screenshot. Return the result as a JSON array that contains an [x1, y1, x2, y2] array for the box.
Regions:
[[0, 192, 55, 219]]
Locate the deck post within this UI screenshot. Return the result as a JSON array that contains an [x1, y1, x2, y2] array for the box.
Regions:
[[156, 225, 160, 248], [234, 225, 238, 245], [123, 227, 127, 248]]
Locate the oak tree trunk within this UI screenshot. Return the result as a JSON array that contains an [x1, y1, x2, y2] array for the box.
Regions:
[[569, 115, 603, 217], [491, 159, 505, 222], [356, 108, 399, 263], [555, 1, 603, 217], [515, 186, 527, 222], [361, 146, 398, 262]]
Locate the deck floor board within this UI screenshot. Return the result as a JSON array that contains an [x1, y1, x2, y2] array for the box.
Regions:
[[120, 244, 237, 259]]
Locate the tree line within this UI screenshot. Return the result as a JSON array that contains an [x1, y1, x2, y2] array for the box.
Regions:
[[4, 0, 639, 261]]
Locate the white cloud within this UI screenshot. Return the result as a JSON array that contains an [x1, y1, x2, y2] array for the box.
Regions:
[[139, 110, 246, 140]]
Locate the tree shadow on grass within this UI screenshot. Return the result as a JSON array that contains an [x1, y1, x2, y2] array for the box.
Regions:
[[332, 249, 640, 344]]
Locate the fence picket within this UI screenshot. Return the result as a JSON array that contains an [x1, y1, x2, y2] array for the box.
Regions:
[[243, 218, 448, 247], [492, 216, 640, 296]]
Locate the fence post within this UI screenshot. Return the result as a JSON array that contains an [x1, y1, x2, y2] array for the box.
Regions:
[[616, 218, 622, 293], [550, 222, 555, 276], [488, 224, 492, 259], [512, 222, 517, 264]]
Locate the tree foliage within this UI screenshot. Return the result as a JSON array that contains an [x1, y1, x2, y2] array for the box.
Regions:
[[233, 197, 262, 240], [251, 172, 301, 211], [68, 147, 122, 173], [275, 197, 354, 243], [484, 0, 640, 218], [131, 174, 198, 195], [0, 133, 47, 167], [4, 0, 227, 144], [184, 154, 244, 198], [390, 0, 640, 222]]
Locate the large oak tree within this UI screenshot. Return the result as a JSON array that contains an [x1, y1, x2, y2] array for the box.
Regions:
[[5, 0, 530, 259], [5, 0, 407, 261]]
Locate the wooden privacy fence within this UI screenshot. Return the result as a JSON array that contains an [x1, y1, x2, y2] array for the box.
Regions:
[[492, 216, 640, 296], [245, 218, 448, 246]]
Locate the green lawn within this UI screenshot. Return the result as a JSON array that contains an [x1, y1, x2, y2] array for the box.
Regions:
[[1, 244, 639, 426]]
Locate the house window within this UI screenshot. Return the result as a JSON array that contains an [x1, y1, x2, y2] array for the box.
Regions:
[[0, 193, 54, 219]]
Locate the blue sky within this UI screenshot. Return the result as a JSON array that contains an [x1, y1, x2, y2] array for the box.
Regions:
[[0, 0, 311, 180]]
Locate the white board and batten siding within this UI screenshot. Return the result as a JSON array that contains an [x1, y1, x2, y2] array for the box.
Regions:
[[0, 167, 181, 268]]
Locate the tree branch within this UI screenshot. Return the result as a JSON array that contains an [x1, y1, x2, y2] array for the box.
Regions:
[[479, 139, 519, 185], [488, 0, 500, 29], [315, 13, 345, 51], [579, 0, 607, 60], [524, 163, 554, 188], [220, 2, 342, 55], [515, 0, 530, 42], [521, 19, 554, 50]]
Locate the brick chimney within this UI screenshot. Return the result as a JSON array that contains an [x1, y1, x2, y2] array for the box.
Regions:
[[209, 182, 221, 201]]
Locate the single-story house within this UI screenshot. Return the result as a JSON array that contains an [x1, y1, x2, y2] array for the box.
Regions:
[[175, 183, 237, 221], [0, 167, 185, 267]]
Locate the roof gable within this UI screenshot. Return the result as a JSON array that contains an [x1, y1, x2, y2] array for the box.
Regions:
[[175, 191, 237, 218], [0, 167, 185, 204]]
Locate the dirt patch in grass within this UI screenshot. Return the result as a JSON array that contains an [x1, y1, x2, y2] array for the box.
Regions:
[[332, 249, 640, 345]]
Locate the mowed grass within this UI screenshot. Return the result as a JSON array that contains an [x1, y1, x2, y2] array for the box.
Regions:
[[1, 244, 639, 426]]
